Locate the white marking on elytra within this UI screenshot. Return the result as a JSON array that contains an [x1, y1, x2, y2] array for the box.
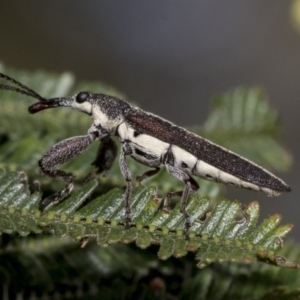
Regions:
[[142, 109, 288, 192], [193, 159, 281, 196], [262, 187, 281, 197], [118, 124, 169, 159], [171, 145, 197, 171], [193, 132, 288, 189], [119, 122, 284, 195], [194, 160, 220, 179], [92, 101, 288, 195]]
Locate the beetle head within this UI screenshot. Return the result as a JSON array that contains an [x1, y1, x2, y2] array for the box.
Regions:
[[0, 73, 94, 116], [28, 91, 93, 115], [0, 73, 129, 124]]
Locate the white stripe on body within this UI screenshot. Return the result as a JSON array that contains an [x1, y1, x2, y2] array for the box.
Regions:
[[118, 123, 169, 167], [138, 110, 288, 190], [118, 122, 282, 196], [194, 156, 280, 196]]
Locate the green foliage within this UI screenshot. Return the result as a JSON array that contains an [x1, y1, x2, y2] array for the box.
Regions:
[[201, 87, 292, 172], [0, 169, 296, 271], [1, 235, 300, 299], [182, 244, 300, 300], [0, 63, 297, 299]]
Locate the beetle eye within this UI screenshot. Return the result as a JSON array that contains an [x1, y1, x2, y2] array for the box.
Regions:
[[76, 92, 89, 103]]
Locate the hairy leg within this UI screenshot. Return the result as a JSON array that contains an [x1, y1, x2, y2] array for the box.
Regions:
[[163, 147, 199, 233], [165, 164, 199, 232], [85, 136, 118, 181], [39, 133, 97, 210], [119, 142, 133, 227], [136, 167, 160, 185]]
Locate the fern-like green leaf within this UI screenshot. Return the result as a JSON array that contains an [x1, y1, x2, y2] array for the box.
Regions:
[[1, 233, 299, 299], [0, 169, 296, 270], [181, 244, 300, 300], [0, 234, 169, 299], [201, 87, 292, 172]]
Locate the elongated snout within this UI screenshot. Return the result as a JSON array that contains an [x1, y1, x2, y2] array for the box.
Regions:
[[28, 97, 72, 114]]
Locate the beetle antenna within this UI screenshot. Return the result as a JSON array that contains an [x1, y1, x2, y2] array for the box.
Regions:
[[0, 73, 46, 101], [0, 84, 44, 99]]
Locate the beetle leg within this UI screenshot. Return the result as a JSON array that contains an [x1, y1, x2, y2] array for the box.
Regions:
[[39, 132, 98, 210], [164, 147, 199, 234], [163, 191, 182, 212], [119, 141, 133, 227], [136, 167, 160, 185], [85, 136, 118, 182], [93, 136, 118, 175], [165, 164, 199, 233]]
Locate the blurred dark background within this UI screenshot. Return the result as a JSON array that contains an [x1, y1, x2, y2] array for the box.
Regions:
[[0, 1, 299, 239]]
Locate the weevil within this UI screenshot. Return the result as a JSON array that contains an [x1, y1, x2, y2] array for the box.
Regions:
[[0, 73, 291, 231]]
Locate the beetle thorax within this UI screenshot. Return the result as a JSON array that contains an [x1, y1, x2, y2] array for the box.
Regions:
[[92, 104, 124, 133], [91, 96, 131, 134]]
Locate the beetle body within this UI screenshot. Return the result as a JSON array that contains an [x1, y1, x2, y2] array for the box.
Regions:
[[0, 73, 291, 231]]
